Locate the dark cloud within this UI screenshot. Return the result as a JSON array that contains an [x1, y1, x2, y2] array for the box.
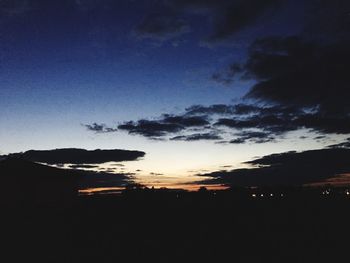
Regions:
[[327, 138, 350, 149], [211, 72, 234, 86], [214, 105, 301, 134], [209, 32, 350, 143], [149, 172, 163, 176], [135, 0, 283, 43], [203, 0, 283, 42], [294, 114, 350, 134], [215, 107, 350, 137], [84, 123, 117, 133], [314, 135, 327, 140], [245, 37, 350, 114], [305, 0, 350, 42], [170, 132, 222, 141], [118, 120, 183, 137], [211, 63, 244, 85], [1, 148, 145, 164], [215, 36, 350, 116], [176, 0, 284, 41], [185, 103, 262, 116], [135, 13, 190, 41], [94, 101, 350, 143], [69, 164, 100, 169], [117, 115, 209, 138], [120, 103, 292, 142], [228, 138, 246, 144], [162, 114, 209, 126], [199, 148, 350, 187], [230, 131, 276, 144]]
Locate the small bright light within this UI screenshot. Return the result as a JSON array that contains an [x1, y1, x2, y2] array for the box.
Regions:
[[346, 191, 349, 196], [260, 194, 264, 197], [252, 193, 257, 198], [270, 193, 273, 197]]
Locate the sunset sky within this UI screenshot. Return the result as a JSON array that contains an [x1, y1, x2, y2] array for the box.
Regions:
[[1, 0, 349, 190]]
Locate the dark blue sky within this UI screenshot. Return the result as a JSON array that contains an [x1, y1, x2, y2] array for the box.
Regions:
[[1, 0, 349, 189]]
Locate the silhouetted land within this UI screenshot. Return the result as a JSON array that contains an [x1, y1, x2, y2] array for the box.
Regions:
[[2, 188, 350, 262], [1, 158, 350, 262]]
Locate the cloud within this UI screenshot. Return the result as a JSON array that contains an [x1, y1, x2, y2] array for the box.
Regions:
[[135, 13, 190, 42], [229, 131, 276, 144], [117, 115, 209, 138], [162, 114, 209, 126], [69, 164, 100, 169], [215, 106, 350, 136], [215, 35, 350, 116], [1, 148, 145, 164], [118, 120, 183, 137], [135, 0, 283, 44], [304, 0, 350, 42], [211, 64, 242, 85], [83, 122, 117, 133], [327, 138, 350, 149], [91, 100, 350, 144], [246, 37, 350, 114], [84, 123, 117, 133], [79, 1, 350, 146], [170, 132, 222, 141], [198, 148, 350, 187], [185, 103, 260, 116], [203, 0, 283, 42], [214, 105, 301, 133]]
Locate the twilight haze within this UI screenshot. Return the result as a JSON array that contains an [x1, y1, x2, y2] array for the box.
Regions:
[[1, 0, 350, 192]]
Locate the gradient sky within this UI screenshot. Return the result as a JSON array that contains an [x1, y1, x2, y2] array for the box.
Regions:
[[1, 0, 349, 190]]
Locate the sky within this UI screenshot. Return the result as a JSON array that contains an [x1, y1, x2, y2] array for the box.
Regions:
[[1, 0, 350, 191]]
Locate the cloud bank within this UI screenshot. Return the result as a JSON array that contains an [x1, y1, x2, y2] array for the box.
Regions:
[[198, 146, 350, 187]]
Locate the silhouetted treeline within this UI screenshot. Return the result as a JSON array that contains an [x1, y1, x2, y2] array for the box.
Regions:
[[1, 158, 350, 262], [2, 185, 350, 262]]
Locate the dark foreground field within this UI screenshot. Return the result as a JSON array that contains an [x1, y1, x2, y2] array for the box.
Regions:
[[2, 191, 350, 263]]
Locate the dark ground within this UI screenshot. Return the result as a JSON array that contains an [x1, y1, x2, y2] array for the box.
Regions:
[[2, 190, 350, 263]]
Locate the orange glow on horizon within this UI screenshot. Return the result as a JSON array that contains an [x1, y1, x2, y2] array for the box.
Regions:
[[78, 183, 228, 196]]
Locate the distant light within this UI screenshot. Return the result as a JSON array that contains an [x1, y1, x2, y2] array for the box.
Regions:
[[252, 194, 257, 198], [280, 194, 284, 197], [260, 194, 264, 197], [270, 193, 273, 197], [346, 191, 350, 196]]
